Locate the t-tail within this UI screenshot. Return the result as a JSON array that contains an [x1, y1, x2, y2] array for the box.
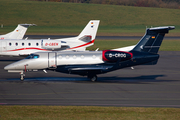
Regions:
[[77, 20, 100, 44], [65, 20, 100, 51], [131, 26, 175, 54], [0, 24, 36, 40]]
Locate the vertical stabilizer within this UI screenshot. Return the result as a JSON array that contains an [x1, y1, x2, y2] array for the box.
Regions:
[[77, 20, 100, 41], [131, 26, 175, 54], [0, 24, 36, 39]]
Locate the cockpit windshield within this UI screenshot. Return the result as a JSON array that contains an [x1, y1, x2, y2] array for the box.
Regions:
[[25, 54, 39, 59]]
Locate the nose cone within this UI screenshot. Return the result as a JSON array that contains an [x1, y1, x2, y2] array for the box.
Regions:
[[4, 64, 16, 70]]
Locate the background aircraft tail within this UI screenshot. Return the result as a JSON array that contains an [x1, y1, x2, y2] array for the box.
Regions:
[[77, 20, 100, 42], [131, 26, 175, 54], [0, 24, 36, 39]]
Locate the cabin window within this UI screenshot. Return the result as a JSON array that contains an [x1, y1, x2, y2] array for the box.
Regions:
[[15, 43, 18, 46], [9, 43, 11, 46], [28, 43, 31, 46], [73, 55, 76, 59], [36, 43, 39, 46], [66, 55, 69, 59], [22, 43, 24, 46], [81, 55, 84, 59], [92, 55, 96, 59]]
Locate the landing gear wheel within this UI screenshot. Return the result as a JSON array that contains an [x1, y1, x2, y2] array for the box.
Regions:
[[20, 72, 25, 81], [20, 74, 24, 81], [91, 75, 97, 82], [88, 75, 97, 82]]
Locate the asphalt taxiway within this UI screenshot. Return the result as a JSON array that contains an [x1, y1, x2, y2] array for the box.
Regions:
[[0, 51, 180, 107]]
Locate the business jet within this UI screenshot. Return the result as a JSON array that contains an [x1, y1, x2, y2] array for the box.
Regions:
[[4, 26, 174, 81], [0, 20, 100, 56], [0, 24, 35, 40]]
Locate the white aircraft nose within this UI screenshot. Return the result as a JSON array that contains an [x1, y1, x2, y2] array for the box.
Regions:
[[4, 64, 15, 70]]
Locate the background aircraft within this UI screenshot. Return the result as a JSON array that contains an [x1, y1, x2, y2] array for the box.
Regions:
[[0, 24, 35, 40], [4, 26, 175, 81], [0, 20, 100, 56]]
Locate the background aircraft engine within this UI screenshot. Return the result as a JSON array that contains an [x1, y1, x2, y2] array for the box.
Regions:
[[42, 40, 61, 49], [102, 50, 133, 62]]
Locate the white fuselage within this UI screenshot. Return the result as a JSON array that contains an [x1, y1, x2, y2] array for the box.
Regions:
[[4, 51, 104, 71], [0, 37, 94, 56]]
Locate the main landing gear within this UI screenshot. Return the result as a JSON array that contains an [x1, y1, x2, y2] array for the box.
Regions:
[[88, 74, 97, 82], [20, 72, 25, 81]]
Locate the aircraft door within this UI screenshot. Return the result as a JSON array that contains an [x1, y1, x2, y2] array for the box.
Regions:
[[1, 41, 6, 53], [48, 52, 57, 69]]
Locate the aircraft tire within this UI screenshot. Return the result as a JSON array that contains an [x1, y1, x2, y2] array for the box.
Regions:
[[20, 75, 24, 81], [89, 75, 97, 82]]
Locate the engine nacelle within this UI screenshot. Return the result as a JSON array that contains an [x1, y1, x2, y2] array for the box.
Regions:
[[42, 40, 61, 49], [102, 50, 133, 62]]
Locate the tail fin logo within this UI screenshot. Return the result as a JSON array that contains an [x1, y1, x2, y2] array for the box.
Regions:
[[91, 22, 94, 28]]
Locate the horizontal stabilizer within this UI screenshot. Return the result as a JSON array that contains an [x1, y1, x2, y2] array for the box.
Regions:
[[19, 24, 36, 28], [149, 26, 175, 32]]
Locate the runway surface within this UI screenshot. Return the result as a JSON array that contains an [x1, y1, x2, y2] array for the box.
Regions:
[[0, 51, 180, 107]]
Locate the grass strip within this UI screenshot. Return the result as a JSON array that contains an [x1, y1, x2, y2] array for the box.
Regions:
[[0, 106, 180, 120]]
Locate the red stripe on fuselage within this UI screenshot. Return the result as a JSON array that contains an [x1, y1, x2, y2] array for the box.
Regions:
[[67, 39, 95, 50], [6, 47, 48, 52]]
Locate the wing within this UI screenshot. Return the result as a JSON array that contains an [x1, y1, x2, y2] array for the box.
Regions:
[[67, 65, 113, 75], [70, 67, 111, 71]]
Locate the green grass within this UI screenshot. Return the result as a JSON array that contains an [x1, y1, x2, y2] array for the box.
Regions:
[[87, 40, 180, 51], [0, 106, 180, 120], [160, 40, 180, 51], [0, 0, 180, 35]]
